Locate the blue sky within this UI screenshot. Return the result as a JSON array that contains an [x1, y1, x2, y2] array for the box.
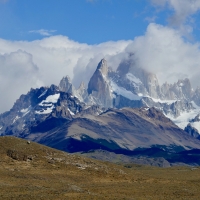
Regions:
[[0, 0, 200, 43], [0, 0, 172, 43], [1, 0, 142, 42], [1, 0, 200, 112]]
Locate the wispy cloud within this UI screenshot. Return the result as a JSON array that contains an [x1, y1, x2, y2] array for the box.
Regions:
[[29, 29, 57, 36], [151, 0, 200, 26], [145, 16, 157, 23], [150, 0, 200, 38]]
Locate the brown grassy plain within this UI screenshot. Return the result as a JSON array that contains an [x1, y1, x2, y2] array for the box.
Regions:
[[0, 136, 200, 200]]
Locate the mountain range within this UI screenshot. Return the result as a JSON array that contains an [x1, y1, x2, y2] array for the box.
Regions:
[[1, 57, 200, 165]]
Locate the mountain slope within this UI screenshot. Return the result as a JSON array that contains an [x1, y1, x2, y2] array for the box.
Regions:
[[21, 107, 200, 153], [1, 80, 199, 153]]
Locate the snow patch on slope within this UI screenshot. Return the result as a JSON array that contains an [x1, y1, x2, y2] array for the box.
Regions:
[[68, 108, 75, 115], [126, 73, 142, 87], [38, 90, 47, 98], [39, 93, 60, 106], [150, 97, 177, 104], [35, 106, 55, 115], [12, 116, 20, 124], [20, 106, 31, 117], [110, 81, 141, 101]]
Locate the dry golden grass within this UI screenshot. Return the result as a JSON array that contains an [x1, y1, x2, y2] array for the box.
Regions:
[[0, 136, 200, 200]]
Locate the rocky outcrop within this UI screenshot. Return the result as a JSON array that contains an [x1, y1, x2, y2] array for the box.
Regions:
[[59, 75, 74, 94], [184, 123, 199, 138]]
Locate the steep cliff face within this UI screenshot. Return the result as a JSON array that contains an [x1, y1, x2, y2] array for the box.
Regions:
[[87, 59, 113, 107], [192, 87, 200, 106]]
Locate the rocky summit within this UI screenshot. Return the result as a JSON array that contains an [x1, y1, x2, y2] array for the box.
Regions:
[[1, 58, 200, 165]]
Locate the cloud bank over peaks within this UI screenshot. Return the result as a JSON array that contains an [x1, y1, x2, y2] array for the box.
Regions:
[[0, 36, 131, 112], [126, 23, 200, 87], [1, 23, 200, 113]]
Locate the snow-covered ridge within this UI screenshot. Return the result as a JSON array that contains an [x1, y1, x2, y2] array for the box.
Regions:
[[166, 102, 200, 131], [36, 93, 60, 115]]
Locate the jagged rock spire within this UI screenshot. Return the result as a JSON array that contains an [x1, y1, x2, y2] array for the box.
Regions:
[[87, 59, 113, 108], [96, 58, 108, 76], [59, 75, 74, 94]]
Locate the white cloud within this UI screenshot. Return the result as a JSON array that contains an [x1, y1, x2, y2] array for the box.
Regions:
[[145, 16, 157, 23], [125, 23, 200, 86], [29, 29, 57, 36], [0, 50, 41, 112]]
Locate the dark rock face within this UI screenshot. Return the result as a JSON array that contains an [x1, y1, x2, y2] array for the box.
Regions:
[[184, 123, 199, 138], [190, 114, 200, 123], [0, 84, 86, 138]]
